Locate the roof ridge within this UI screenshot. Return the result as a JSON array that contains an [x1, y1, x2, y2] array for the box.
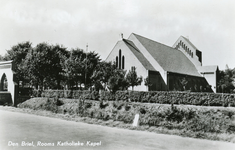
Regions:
[[132, 33, 179, 51]]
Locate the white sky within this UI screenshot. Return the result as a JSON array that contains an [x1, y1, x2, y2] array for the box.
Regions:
[[0, 0, 234, 70]]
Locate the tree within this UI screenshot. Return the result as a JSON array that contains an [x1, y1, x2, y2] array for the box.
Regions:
[[62, 49, 101, 90], [91, 61, 117, 91], [5, 41, 32, 86], [126, 67, 143, 91], [25, 43, 67, 89], [1, 41, 103, 91], [144, 76, 152, 91], [217, 65, 235, 93], [50, 44, 69, 89], [107, 69, 128, 93], [83, 51, 101, 88], [0, 55, 6, 61], [62, 49, 83, 89]]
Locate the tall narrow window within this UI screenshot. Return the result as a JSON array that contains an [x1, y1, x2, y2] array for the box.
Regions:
[[122, 56, 125, 69], [119, 50, 122, 69], [0, 73, 7, 91], [116, 56, 118, 68], [131, 66, 135, 71]]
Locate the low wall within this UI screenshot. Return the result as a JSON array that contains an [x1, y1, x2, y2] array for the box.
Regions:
[[0, 92, 12, 105]]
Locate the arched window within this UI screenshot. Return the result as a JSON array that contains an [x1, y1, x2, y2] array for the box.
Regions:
[[119, 50, 121, 69], [0, 73, 8, 91], [122, 56, 125, 69]]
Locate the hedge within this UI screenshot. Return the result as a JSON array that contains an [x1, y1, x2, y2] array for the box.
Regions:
[[31, 90, 235, 107], [32, 90, 99, 100]]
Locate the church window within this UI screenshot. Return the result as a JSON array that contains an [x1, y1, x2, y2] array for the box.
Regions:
[[122, 56, 125, 69], [119, 50, 121, 69], [116, 56, 118, 68], [0, 73, 8, 91]]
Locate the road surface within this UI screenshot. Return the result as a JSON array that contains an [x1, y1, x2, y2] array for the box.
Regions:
[[0, 109, 235, 150]]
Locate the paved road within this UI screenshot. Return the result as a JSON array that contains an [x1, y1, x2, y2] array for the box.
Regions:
[[0, 109, 235, 150]]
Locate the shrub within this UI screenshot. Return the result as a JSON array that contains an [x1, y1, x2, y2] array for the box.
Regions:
[[64, 90, 73, 98], [125, 104, 131, 111], [33, 90, 100, 100], [100, 91, 115, 101], [32, 90, 42, 97], [99, 101, 109, 109], [139, 107, 146, 114], [115, 91, 129, 101], [227, 125, 235, 133], [43, 97, 59, 113]]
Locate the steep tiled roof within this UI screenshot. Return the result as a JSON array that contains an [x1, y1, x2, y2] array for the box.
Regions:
[[123, 39, 156, 71], [132, 33, 202, 77]]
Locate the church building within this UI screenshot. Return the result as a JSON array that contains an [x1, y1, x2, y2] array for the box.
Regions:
[[106, 33, 219, 92]]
